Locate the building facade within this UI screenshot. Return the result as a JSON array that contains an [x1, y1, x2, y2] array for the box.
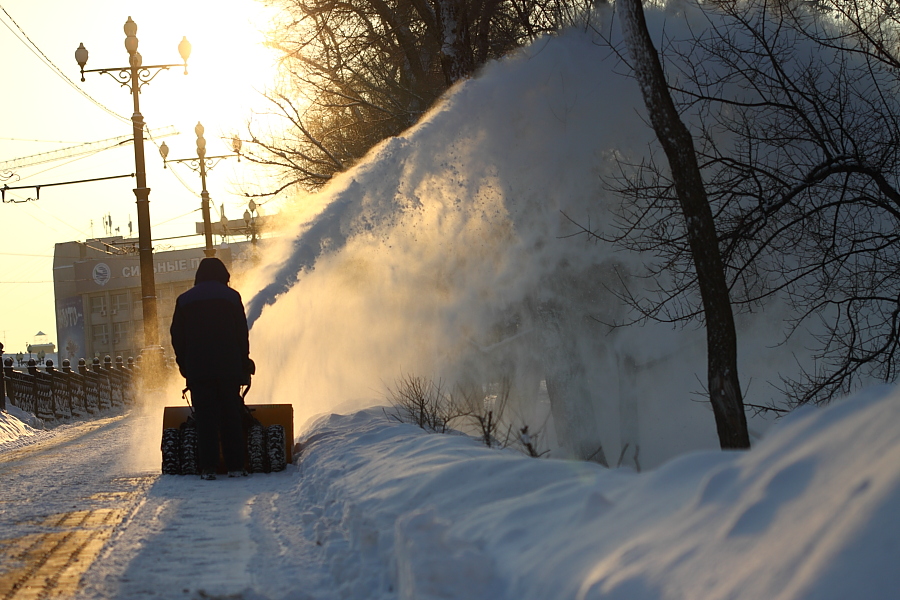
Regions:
[[52, 238, 244, 363]]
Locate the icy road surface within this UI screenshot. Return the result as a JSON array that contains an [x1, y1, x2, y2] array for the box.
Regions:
[[0, 409, 331, 600]]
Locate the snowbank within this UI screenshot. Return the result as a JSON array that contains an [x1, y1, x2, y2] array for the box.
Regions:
[[0, 404, 40, 447], [293, 385, 900, 600]]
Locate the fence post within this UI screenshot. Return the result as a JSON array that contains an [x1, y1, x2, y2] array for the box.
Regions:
[[29, 359, 54, 422], [64, 359, 88, 417], [4, 357, 27, 413], [3, 358, 13, 410], [92, 357, 112, 411], [11, 360, 39, 415], [116, 356, 134, 405], [45, 359, 58, 418], [0, 342, 6, 412], [46, 360, 73, 420], [103, 356, 124, 408]]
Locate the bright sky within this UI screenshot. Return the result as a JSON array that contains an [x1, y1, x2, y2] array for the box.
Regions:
[[0, 0, 282, 353]]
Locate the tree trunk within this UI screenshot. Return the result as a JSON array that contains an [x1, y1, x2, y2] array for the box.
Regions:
[[617, 0, 750, 449]]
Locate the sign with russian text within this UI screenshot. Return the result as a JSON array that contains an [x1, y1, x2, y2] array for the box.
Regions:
[[56, 296, 86, 362], [72, 248, 232, 293]]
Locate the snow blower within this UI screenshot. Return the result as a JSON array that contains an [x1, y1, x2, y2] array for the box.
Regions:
[[160, 381, 293, 475]]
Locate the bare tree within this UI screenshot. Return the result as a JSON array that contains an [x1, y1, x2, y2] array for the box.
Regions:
[[606, 0, 900, 407], [243, 0, 592, 194], [616, 0, 750, 448], [385, 373, 465, 432]]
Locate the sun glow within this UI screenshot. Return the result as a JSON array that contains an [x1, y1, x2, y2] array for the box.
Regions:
[[94, 0, 288, 235], [127, 0, 281, 147]]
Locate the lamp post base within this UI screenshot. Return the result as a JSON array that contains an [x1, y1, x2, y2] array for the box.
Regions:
[[137, 345, 168, 402]]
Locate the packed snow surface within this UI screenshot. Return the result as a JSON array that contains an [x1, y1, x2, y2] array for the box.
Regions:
[[3, 384, 898, 599]]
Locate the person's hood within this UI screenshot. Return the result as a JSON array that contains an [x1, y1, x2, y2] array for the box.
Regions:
[[194, 257, 231, 285]]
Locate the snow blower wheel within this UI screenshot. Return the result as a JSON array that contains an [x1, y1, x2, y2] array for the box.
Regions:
[[266, 424, 287, 472], [161, 428, 181, 474], [180, 425, 200, 475], [247, 423, 267, 473]]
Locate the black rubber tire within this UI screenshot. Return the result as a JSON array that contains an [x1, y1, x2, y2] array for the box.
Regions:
[[266, 425, 287, 472], [247, 423, 267, 473], [161, 428, 181, 475], [180, 425, 200, 475]]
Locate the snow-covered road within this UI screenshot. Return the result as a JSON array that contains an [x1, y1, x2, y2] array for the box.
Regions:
[[0, 412, 153, 599], [0, 409, 333, 600]]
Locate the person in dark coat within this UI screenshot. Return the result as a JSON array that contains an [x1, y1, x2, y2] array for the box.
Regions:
[[170, 257, 253, 479]]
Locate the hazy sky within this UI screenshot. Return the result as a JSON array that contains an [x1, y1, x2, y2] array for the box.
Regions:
[[0, 0, 281, 352]]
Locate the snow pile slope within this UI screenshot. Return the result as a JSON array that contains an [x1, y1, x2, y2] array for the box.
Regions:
[[241, 22, 658, 434], [239, 2, 832, 467], [292, 385, 900, 600], [0, 404, 39, 446]]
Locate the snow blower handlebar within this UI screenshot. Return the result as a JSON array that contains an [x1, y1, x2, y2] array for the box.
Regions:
[[180, 357, 256, 408]]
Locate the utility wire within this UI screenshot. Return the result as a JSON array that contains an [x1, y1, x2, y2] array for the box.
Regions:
[[153, 207, 201, 228], [144, 130, 201, 198], [0, 137, 83, 144], [6, 151, 108, 185], [0, 127, 178, 171], [0, 4, 131, 124]]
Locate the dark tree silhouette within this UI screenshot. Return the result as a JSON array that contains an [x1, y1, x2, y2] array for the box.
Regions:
[[616, 0, 750, 448], [242, 0, 591, 193], [607, 0, 900, 407]]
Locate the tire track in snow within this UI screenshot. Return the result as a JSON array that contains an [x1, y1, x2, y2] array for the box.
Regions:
[[75, 467, 331, 600], [0, 412, 155, 600], [2, 409, 334, 600]]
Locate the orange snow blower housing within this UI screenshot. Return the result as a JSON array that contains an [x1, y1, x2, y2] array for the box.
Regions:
[[161, 399, 293, 475]]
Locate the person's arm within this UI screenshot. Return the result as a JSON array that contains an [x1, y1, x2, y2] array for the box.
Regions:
[[170, 298, 187, 377], [234, 292, 253, 381]]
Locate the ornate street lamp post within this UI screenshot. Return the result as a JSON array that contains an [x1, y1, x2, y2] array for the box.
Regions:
[[75, 17, 190, 373], [243, 199, 258, 246], [159, 123, 241, 257], [0, 341, 6, 411]]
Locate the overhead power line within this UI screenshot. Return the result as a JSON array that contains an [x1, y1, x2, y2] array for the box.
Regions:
[[2, 173, 135, 203], [0, 4, 131, 123], [145, 130, 201, 198], [0, 137, 83, 144], [0, 126, 179, 171]]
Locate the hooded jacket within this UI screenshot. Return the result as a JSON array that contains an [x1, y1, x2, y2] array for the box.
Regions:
[[170, 258, 250, 384]]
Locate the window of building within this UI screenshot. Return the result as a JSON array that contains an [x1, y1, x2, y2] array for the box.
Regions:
[[90, 295, 107, 315], [92, 324, 109, 345], [113, 322, 129, 345], [111, 293, 129, 314]]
